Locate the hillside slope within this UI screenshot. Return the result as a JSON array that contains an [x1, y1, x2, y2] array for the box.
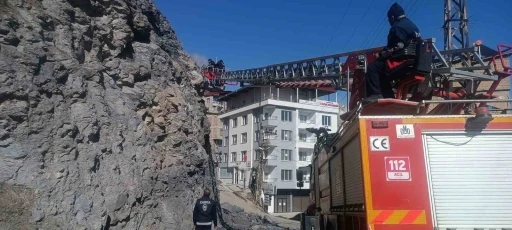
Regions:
[[0, 0, 210, 229]]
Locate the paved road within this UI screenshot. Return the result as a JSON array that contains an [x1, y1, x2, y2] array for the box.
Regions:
[[219, 183, 300, 229]]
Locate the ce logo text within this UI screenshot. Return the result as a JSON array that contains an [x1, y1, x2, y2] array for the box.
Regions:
[[370, 136, 390, 151]]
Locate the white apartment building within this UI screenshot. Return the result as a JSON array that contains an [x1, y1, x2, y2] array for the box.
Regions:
[[216, 84, 342, 213]]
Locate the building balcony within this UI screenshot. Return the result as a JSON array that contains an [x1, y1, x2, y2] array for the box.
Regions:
[[297, 137, 316, 143], [261, 116, 279, 127], [217, 162, 228, 168], [263, 182, 275, 195], [230, 161, 251, 168], [299, 119, 316, 124], [219, 98, 339, 119], [263, 177, 278, 183], [259, 135, 278, 147], [263, 155, 279, 166]]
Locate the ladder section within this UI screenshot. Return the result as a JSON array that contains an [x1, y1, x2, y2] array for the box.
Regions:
[[218, 47, 382, 86], [429, 39, 498, 81]]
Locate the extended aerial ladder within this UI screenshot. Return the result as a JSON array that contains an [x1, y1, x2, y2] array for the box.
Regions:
[[208, 39, 511, 115]]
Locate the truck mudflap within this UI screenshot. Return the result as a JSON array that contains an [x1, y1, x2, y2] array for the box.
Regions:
[[359, 115, 512, 230]]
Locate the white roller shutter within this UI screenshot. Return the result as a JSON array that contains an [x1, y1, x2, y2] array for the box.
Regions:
[[343, 136, 364, 205], [423, 132, 512, 229]]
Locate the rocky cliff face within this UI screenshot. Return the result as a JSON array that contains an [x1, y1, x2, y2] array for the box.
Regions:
[[0, 0, 212, 229]]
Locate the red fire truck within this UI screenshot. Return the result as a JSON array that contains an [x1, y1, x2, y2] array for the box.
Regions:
[[309, 103, 512, 230], [304, 35, 512, 229]]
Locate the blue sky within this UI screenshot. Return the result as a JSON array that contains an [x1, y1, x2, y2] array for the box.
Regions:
[[154, 0, 512, 104]]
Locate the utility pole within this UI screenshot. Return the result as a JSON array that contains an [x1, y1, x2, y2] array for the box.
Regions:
[[443, 0, 474, 110], [443, 0, 469, 52]]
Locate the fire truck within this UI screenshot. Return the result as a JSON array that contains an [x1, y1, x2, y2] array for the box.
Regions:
[[211, 2, 512, 229], [216, 38, 511, 229]]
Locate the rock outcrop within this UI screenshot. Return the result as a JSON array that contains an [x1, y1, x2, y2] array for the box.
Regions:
[[219, 204, 287, 230], [0, 0, 211, 229]]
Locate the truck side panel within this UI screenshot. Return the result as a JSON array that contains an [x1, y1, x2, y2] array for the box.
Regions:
[[360, 118, 433, 230], [361, 116, 512, 230], [408, 117, 512, 229]]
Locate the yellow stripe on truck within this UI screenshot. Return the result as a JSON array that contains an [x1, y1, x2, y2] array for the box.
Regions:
[[368, 210, 427, 225]]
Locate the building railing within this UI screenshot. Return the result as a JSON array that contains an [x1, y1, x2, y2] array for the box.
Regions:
[[262, 116, 278, 121], [299, 119, 316, 124], [263, 177, 278, 183], [263, 134, 277, 140], [223, 97, 340, 113], [298, 137, 316, 143]]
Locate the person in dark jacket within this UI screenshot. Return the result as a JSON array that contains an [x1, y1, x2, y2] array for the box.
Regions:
[[193, 188, 218, 230], [364, 2, 421, 103]]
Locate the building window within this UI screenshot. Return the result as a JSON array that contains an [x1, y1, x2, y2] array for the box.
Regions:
[[241, 133, 247, 144], [281, 149, 292, 161], [281, 110, 292, 122], [223, 120, 229, 130], [299, 115, 308, 123], [231, 152, 237, 162], [254, 113, 260, 123], [232, 135, 237, 145], [224, 153, 228, 163], [281, 130, 292, 141], [242, 115, 248, 126], [299, 133, 307, 142], [241, 151, 247, 162], [219, 167, 233, 179], [303, 171, 310, 182], [254, 131, 260, 142], [232, 118, 238, 128], [254, 150, 261, 160], [299, 151, 309, 161], [322, 115, 331, 126], [224, 137, 228, 146], [281, 170, 293, 181], [214, 139, 222, 149]]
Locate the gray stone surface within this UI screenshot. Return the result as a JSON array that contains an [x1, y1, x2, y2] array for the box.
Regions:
[[219, 204, 288, 230], [0, 0, 211, 229]]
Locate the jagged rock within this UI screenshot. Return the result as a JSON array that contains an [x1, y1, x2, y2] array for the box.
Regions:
[[219, 204, 287, 230], [0, 0, 212, 229]]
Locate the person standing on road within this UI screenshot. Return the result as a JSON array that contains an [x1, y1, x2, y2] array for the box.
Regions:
[[193, 188, 218, 230]]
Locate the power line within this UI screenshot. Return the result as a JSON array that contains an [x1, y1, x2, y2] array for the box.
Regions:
[[361, 0, 395, 49], [322, 0, 354, 55], [340, 0, 378, 52]]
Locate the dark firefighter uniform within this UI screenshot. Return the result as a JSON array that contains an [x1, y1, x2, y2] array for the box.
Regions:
[[365, 2, 421, 101], [193, 194, 218, 230]]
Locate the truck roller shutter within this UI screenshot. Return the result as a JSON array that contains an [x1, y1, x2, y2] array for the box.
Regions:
[[343, 136, 364, 206], [424, 132, 512, 229], [330, 150, 344, 209]]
